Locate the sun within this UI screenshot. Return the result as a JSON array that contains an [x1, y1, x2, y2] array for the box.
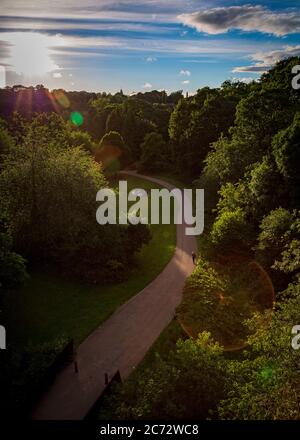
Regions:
[[6, 32, 64, 78]]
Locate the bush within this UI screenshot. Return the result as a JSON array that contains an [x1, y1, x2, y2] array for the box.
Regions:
[[106, 333, 226, 420], [0, 337, 69, 417], [211, 208, 250, 251]]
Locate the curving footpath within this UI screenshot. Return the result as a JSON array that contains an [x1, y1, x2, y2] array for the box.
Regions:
[[31, 172, 197, 420]]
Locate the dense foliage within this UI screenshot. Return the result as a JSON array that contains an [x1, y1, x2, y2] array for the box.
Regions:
[[101, 57, 300, 420], [104, 332, 226, 420], [0, 113, 151, 285], [1, 57, 300, 420]]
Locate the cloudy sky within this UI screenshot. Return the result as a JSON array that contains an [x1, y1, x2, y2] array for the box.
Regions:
[[0, 0, 299, 93]]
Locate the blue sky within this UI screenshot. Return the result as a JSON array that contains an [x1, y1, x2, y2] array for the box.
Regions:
[[0, 1, 299, 93]]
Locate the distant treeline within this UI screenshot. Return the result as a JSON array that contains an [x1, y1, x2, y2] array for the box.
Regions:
[[0, 81, 250, 178]]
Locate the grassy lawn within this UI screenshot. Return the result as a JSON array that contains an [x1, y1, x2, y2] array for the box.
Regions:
[[3, 175, 176, 348]]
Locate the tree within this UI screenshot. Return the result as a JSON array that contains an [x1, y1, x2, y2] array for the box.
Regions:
[[106, 106, 123, 133], [0, 213, 27, 291], [67, 129, 96, 153], [255, 208, 294, 268], [109, 332, 226, 420], [247, 155, 285, 219], [218, 280, 300, 420], [0, 120, 14, 161], [169, 85, 245, 178], [273, 215, 300, 276], [272, 112, 300, 205], [96, 131, 129, 170], [210, 208, 251, 251], [121, 100, 156, 159], [139, 132, 168, 172], [0, 117, 149, 283]]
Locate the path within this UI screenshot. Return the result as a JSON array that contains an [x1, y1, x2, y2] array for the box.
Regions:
[[31, 172, 197, 420]]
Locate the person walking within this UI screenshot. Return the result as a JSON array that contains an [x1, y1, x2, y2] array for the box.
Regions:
[[192, 251, 196, 265]]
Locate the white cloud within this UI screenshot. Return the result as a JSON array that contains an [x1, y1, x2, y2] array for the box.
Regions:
[[180, 69, 191, 76], [53, 72, 62, 78], [0, 0, 185, 22], [146, 56, 157, 63], [178, 6, 300, 36], [142, 82, 152, 89], [232, 64, 268, 73], [232, 77, 256, 84], [233, 45, 300, 73], [182, 80, 190, 84]]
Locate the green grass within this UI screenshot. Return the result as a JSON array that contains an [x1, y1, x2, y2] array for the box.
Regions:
[[3, 175, 176, 348]]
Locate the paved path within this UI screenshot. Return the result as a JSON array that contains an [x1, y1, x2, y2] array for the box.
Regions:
[[32, 172, 197, 420]]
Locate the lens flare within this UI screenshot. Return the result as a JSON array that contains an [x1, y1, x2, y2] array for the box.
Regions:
[[260, 365, 274, 382], [70, 111, 84, 126], [53, 90, 70, 108]]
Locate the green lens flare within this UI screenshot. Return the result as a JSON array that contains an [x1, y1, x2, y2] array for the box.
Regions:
[[260, 366, 274, 382], [70, 111, 84, 126]]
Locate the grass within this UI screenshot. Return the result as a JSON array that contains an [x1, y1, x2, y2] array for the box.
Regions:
[[3, 175, 176, 349]]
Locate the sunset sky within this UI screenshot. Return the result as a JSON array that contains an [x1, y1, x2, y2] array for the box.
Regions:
[[0, 0, 300, 93]]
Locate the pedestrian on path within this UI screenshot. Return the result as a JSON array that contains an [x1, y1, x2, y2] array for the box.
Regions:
[[192, 251, 196, 265]]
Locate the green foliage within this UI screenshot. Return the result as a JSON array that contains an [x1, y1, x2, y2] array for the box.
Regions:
[[178, 257, 273, 349], [67, 129, 97, 153], [0, 116, 149, 283], [97, 130, 129, 171], [211, 208, 251, 250], [247, 155, 284, 218], [0, 214, 27, 290], [255, 208, 295, 268], [0, 119, 15, 160], [98, 58, 300, 421], [99, 130, 126, 150], [273, 215, 300, 275], [168, 84, 246, 178], [107, 332, 225, 420], [139, 132, 168, 172], [261, 56, 300, 95], [0, 337, 69, 417], [106, 106, 123, 133], [186, 258, 226, 292], [89, 95, 168, 160], [272, 112, 300, 204], [218, 280, 300, 420]]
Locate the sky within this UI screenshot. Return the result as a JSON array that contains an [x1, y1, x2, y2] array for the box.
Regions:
[[0, 0, 300, 94]]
